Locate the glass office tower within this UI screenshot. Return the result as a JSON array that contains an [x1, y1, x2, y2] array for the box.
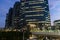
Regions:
[[21, 0, 51, 30], [5, 8, 13, 29]]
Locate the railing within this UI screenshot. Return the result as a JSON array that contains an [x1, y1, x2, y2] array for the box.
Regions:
[[30, 28, 60, 32], [1, 28, 60, 33], [30, 28, 60, 36]]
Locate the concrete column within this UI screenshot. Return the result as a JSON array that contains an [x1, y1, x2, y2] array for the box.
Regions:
[[38, 36, 44, 40]]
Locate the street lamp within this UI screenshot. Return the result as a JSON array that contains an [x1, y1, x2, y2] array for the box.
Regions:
[[23, 31, 24, 40], [22, 28, 26, 40]]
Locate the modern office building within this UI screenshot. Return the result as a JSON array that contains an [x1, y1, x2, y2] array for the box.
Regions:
[[5, 0, 51, 30], [54, 20, 60, 30], [5, 1, 26, 29], [12, 1, 22, 29], [4, 1, 60, 40], [5, 8, 13, 29], [4, 0, 60, 40], [21, 0, 51, 30]]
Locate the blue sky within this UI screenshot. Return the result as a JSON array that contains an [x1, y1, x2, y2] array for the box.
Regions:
[[48, 0, 60, 25], [0, 0, 60, 28]]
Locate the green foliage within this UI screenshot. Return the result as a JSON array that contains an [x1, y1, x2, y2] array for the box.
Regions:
[[0, 31, 23, 40]]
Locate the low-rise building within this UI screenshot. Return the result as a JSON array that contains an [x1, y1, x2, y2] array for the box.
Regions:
[[54, 20, 60, 30]]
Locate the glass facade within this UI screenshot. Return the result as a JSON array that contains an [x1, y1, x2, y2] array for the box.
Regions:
[[5, 8, 13, 29], [21, 0, 51, 29], [5, 0, 51, 29]]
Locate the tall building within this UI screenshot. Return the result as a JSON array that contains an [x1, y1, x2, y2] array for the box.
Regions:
[[21, 0, 51, 30], [12, 1, 21, 29], [5, 0, 51, 30], [5, 1, 25, 29], [5, 8, 13, 29]]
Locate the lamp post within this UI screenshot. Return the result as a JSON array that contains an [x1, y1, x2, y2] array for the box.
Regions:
[[22, 28, 26, 40], [23, 31, 24, 40]]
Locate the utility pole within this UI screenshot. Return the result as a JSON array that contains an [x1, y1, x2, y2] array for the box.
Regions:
[[23, 32, 24, 40]]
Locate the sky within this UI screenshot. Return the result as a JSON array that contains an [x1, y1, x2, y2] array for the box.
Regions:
[[0, 0, 60, 28], [48, 0, 60, 25]]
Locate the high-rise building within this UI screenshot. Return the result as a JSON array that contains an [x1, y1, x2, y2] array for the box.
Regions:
[[5, 0, 51, 30], [21, 0, 51, 30], [5, 8, 13, 29], [12, 1, 21, 29], [5, 1, 25, 29]]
